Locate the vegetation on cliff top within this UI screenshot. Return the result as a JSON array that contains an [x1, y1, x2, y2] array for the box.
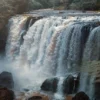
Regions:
[[29, 0, 100, 10], [0, 0, 100, 37], [0, 0, 100, 31], [0, 0, 28, 31]]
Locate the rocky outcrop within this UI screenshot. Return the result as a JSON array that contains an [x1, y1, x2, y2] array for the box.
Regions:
[[41, 77, 58, 93], [94, 82, 100, 100], [63, 74, 80, 94], [63, 75, 74, 94], [0, 71, 14, 89], [72, 92, 89, 100], [41, 75, 80, 94], [0, 87, 14, 100]]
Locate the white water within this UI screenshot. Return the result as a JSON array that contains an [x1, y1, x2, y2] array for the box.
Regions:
[[83, 26, 100, 61], [4, 15, 100, 99], [54, 77, 65, 100]]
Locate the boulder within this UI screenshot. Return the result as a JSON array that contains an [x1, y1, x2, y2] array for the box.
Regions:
[[28, 92, 49, 100], [63, 75, 74, 94], [0, 71, 14, 89], [94, 82, 100, 100], [41, 77, 58, 93], [41, 74, 80, 94], [0, 87, 14, 100], [94, 63, 100, 100], [72, 92, 89, 100]]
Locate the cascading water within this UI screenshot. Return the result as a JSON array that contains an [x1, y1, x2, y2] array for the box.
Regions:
[[4, 15, 100, 99], [54, 77, 65, 100], [79, 25, 100, 99], [6, 16, 28, 60]]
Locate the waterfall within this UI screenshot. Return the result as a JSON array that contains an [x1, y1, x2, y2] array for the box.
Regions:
[[6, 16, 28, 60], [83, 26, 100, 61], [5, 15, 100, 99], [79, 26, 100, 99]]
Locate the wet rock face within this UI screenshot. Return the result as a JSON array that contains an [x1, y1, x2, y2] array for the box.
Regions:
[[94, 62, 100, 100], [41, 75, 80, 94], [72, 92, 89, 100], [0, 87, 14, 100], [63, 74, 80, 94], [63, 75, 74, 94], [0, 71, 14, 89], [94, 83, 100, 100], [41, 77, 58, 93]]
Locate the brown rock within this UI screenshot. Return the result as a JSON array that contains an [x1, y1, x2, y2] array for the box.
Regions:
[[66, 95, 73, 100], [28, 92, 49, 100], [0, 87, 14, 100], [72, 92, 89, 100]]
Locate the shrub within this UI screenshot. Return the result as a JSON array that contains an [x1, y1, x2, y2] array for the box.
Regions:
[[0, 0, 28, 30], [28, 0, 61, 10]]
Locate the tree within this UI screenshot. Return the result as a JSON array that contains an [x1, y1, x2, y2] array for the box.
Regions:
[[59, 0, 74, 9]]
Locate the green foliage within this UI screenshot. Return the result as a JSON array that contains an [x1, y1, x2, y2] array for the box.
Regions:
[[28, 0, 60, 10], [36, 0, 52, 8], [64, 0, 100, 10], [70, 3, 81, 10], [29, 0, 43, 10], [0, 0, 28, 30]]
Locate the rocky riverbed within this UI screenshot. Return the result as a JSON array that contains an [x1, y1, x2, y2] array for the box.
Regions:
[[0, 71, 90, 100]]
